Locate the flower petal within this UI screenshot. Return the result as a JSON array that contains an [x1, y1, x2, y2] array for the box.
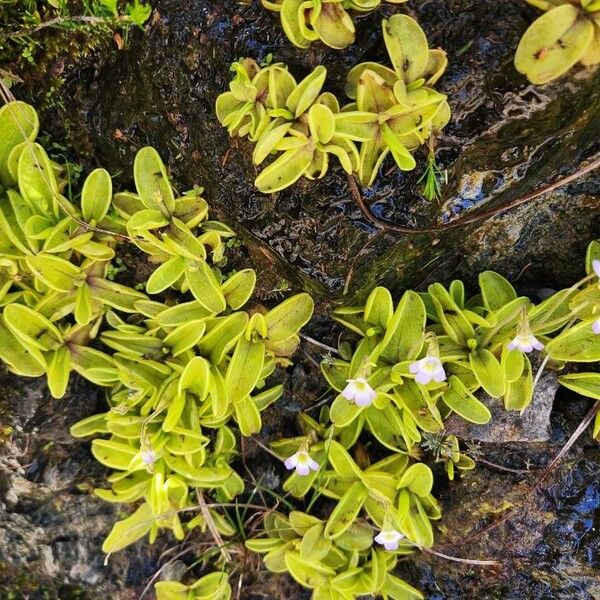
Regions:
[[341, 383, 355, 400], [432, 366, 446, 382], [296, 463, 310, 476], [284, 454, 298, 470], [308, 458, 319, 471], [593, 319, 600, 335], [593, 259, 600, 278], [354, 389, 375, 406], [141, 450, 157, 465], [414, 370, 431, 385], [409, 361, 419, 374]]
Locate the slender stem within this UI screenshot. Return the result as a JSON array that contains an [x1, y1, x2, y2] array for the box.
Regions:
[[240, 435, 267, 507], [535, 301, 590, 332], [531, 353, 550, 394], [196, 489, 232, 562], [479, 308, 522, 348], [300, 333, 340, 355], [418, 545, 500, 567], [348, 155, 600, 235], [471, 456, 536, 475], [531, 274, 595, 330], [250, 436, 284, 461]]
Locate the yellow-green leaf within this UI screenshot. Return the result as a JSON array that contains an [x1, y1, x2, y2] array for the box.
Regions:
[[546, 319, 600, 362], [185, 260, 227, 313], [81, 168, 112, 223], [324, 481, 368, 539], [133, 146, 175, 215], [514, 4, 594, 84], [382, 14, 429, 83], [102, 502, 154, 553], [226, 337, 265, 403], [443, 375, 492, 425], [469, 349, 505, 397]]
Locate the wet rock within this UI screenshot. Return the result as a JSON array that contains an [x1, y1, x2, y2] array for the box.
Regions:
[[445, 371, 559, 442], [43, 0, 600, 306], [2, 0, 599, 598], [400, 397, 600, 600], [0, 367, 163, 598]]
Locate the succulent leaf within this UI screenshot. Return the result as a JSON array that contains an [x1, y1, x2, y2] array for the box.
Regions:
[[515, 3, 595, 84]]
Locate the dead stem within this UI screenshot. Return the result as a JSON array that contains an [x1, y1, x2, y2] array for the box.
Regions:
[[302, 350, 321, 369], [419, 545, 500, 567], [250, 436, 286, 461], [471, 456, 537, 475], [300, 333, 340, 355], [348, 155, 600, 235], [241, 435, 267, 506], [532, 399, 600, 490], [196, 489, 232, 563]]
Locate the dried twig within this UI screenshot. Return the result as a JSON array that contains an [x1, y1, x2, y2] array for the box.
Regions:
[[418, 545, 500, 567], [470, 456, 537, 475], [250, 436, 285, 461], [348, 155, 600, 235], [240, 435, 267, 506], [300, 333, 340, 356], [196, 489, 232, 562], [531, 399, 600, 490]]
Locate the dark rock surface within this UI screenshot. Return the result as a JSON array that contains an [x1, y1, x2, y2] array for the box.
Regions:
[[48, 0, 600, 305], [0, 369, 162, 599], [445, 371, 558, 442], [2, 0, 600, 598]]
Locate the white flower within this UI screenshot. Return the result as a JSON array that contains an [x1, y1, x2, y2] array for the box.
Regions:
[[341, 377, 377, 407], [507, 333, 544, 353], [374, 528, 405, 551], [409, 356, 446, 385], [593, 259, 600, 279], [284, 451, 319, 476], [141, 449, 157, 466], [593, 318, 600, 335]]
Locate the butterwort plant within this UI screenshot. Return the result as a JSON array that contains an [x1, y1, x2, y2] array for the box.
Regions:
[[216, 15, 451, 192], [515, 0, 600, 83], [6, 99, 600, 600], [243, 243, 600, 598], [245, 508, 424, 600], [261, 0, 409, 49], [0, 100, 314, 558]]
